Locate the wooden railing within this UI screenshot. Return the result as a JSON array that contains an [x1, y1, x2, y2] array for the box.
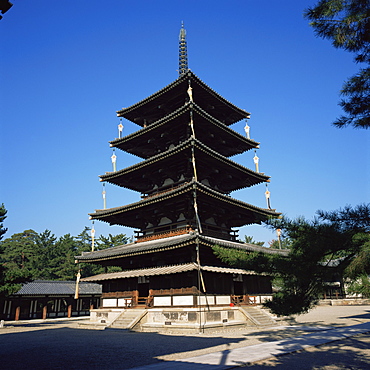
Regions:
[[135, 227, 193, 243], [149, 287, 198, 296], [231, 295, 258, 305]]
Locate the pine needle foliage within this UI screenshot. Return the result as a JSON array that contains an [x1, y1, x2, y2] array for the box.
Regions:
[[304, 0, 370, 128], [213, 204, 370, 316]]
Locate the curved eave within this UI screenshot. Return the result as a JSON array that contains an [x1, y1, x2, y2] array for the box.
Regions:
[[116, 71, 249, 126], [100, 138, 269, 192], [76, 232, 288, 264], [199, 235, 289, 256], [76, 233, 198, 263], [89, 181, 280, 227], [195, 182, 280, 222], [81, 263, 261, 282], [112, 102, 259, 158]]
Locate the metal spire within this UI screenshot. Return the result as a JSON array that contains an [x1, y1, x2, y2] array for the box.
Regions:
[[179, 22, 188, 76]]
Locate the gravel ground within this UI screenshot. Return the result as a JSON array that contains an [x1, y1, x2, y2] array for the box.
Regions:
[[0, 305, 369, 369]]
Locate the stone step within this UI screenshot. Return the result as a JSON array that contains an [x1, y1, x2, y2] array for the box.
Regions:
[[110, 309, 146, 329], [241, 307, 276, 327]]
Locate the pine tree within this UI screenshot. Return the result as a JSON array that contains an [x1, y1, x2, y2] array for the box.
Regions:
[[0, 204, 7, 241], [304, 0, 370, 128], [214, 204, 370, 316]]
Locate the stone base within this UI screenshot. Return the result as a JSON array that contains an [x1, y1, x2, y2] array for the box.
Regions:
[[133, 307, 254, 333]]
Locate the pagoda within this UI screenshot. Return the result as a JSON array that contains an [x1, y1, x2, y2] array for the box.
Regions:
[[77, 25, 285, 329]]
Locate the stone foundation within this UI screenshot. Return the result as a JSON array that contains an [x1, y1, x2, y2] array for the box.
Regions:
[[135, 307, 252, 333]]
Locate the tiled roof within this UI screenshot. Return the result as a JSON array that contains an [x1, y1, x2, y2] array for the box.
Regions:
[[76, 232, 288, 263], [81, 263, 258, 282], [111, 102, 258, 159], [101, 137, 269, 193], [116, 71, 249, 126], [89, 180, 280, 228], [15, 280, 102, 296], [76, 232, 197, 262]]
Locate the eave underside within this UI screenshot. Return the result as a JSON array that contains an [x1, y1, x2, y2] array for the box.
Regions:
[[89, 181, 280, 229], [112, 103, 258, 159], [101, 138, 269, 194], [81, 263, 258, 282], [116, 71, 249, 126], [76, 232, 288, 264]]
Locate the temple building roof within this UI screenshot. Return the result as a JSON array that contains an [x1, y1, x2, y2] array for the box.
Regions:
[[15, 280, 102, 296], [89, 180, 280, 229], [112, 103, 258, 159], [117, 71, 250, 126], [76, 231, 288, 264], [101, 137, 269, 194], [81, 262, 259, 282]]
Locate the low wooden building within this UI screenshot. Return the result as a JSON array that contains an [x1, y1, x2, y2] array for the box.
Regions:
[[0, 280, 102, 321]]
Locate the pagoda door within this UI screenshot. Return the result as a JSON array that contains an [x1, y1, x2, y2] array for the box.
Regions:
[[233, 274, 244, 295], [138, 276, 150, 298]]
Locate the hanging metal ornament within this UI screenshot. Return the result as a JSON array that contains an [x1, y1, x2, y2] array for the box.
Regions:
[[102, 183, 106, 210], [111, 149, 117, 172], [253, 150, 259, 173], [118, 118, 124, 139]]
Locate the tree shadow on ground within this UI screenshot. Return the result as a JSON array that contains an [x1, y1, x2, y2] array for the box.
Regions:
[[241, 333, 370, 369], [339, 309, 370, 321], [0, 325, 244, 370], [240, 323, 332, 343]]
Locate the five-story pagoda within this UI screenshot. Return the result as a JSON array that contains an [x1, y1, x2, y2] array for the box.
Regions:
[[77, 25, 284, 316]]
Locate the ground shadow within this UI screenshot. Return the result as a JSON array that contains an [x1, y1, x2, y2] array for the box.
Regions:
[[0, 325, 243, 370], [241, 333, 370, 369], [339, 309, 370, 321]]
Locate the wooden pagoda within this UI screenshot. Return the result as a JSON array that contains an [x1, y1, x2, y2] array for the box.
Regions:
[[76, 26, 285, 322]]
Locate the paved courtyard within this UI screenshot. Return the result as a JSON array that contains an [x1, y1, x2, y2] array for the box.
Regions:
[[1, 305, 370, 369]]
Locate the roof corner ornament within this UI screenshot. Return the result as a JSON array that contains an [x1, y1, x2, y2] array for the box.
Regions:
[[179, 22, 189, 76], [244, 120, 250, 139], [276, 228, 282, 249], [189, 111, 196, 138], [187, 83, 193, 102], [265, 184, 271, 209], [253, 150, 259, 173], [102, 183, 107, 210], [111, 149, 117, 172], [118, 118, 124, 139]]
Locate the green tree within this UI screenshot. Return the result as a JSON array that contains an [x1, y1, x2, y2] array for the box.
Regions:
[[304, 0, 370, 129], [268, 237, 293, 249], [96, 233, 130, 249], [0, 204, 8, 297], [33, 229, 57, 279], [51, 234, 79, 280], [0, 204, 7, 241], [214, 204, 370, 316], [0, 230, 39, 295], [242, 235, 265, 246]]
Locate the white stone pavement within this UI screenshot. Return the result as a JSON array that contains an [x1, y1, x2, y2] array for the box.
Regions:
[[132, 322, 370, 369]]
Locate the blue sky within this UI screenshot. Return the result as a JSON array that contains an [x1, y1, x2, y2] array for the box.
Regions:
[[1, 1, 369, 245]]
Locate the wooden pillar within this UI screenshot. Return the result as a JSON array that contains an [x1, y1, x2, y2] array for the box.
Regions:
[[67, 304, 72, 318], [15, 306, 21, 321], [42, 305, 47, 320]]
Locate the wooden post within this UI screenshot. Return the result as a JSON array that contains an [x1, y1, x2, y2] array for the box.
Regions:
[[15, 306, 20, 321], [42, 305, 47, 320], [67, 304, 72, 318]]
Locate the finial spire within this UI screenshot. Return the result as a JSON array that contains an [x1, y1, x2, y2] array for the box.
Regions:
[[179, 22, 188, 76]]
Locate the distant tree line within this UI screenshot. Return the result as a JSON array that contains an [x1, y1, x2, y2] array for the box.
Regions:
[[0, 204, 129, 297]]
